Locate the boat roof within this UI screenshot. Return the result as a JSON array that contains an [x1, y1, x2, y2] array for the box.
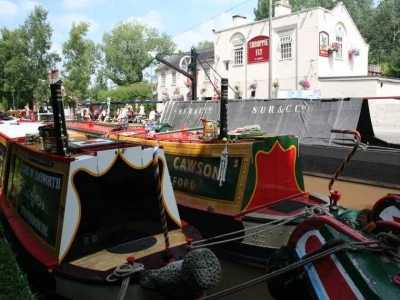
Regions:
[[0, 120, 44, 139]]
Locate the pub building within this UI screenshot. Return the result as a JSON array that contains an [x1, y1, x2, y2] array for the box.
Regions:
[[155, 1, 400, 100]]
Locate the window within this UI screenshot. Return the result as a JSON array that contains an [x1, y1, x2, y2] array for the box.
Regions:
[[334, 23, 345, 60], [335, 36, 343, 60], [171, 71, 176, 86], [204, 67, 211, 82], [230, 34, 245, 66], [161, 72, 165, 87], [234, 47, 243, 65], [280, 35, 292, 59]]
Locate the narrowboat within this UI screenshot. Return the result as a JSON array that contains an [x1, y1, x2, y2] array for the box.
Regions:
[[0, 81, 221, 299], [266, 193, 400, 299]]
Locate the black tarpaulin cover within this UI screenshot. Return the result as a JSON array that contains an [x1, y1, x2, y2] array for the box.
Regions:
[[159, 98, 365, 146]]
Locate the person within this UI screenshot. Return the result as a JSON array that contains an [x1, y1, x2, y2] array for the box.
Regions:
[[117, 104, 129, 123], [148, 108, 156, 121], [100, 109, 106, 122], [24, 103, 30, 119], [139, 104, 145, 116]]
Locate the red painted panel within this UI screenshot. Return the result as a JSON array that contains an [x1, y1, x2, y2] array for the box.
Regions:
[[305, 235, 358, 299], [247, 36, 269, 63], [247, 142, 301, 209]]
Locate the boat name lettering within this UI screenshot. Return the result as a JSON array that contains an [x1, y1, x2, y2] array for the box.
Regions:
[[171, 177, 196, 191], [251, 104, 307, 114], [249, 39, 268, 48], [24, 187, 46, 212], [28, 154, 54, 167], [176, 107, 213, 116], [22, 162, 61, 190], [173, 157, 219, 181], [20, 204, 48, 237]]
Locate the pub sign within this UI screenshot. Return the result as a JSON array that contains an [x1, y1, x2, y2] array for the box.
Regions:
[[247, 36, 269, 63]]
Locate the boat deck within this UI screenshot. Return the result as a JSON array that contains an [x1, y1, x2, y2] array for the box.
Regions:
[[70, 229, 187, 271]]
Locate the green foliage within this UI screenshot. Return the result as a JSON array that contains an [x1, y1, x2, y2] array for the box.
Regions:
[[254, 0, 271, 21], [0, 218, 38, 300], [0, 5, 59, 110], [102, 20, 176, 86], [97, 82, 153, 101], [195, 40, 214, 49], [62, 22, 99, 102], [385, 47, 400, 77]]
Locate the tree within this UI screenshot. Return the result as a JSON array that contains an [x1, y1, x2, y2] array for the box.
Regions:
[[102, 20, 176, 86], [21, 5, 60, 105], [195, 40, 214, 49], [0, 5, 59, 110], [62, 22, 99, 104], [254, 0, 270, 21], [385, 46, 400, 77], [366, 0, 400, 64]]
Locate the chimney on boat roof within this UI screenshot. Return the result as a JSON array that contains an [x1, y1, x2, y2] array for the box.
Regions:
[[232, 15, 247, 27], [48, 66, 59, 85], [275, 0, 292, 17]]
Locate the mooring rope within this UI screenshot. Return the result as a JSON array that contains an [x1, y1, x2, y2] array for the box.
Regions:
[[106, 259, 145, 300], [190, 216, 299, 249], [192, 205, 331, 248], [202, 240, 382, 299], [153, 145, 170, 249]]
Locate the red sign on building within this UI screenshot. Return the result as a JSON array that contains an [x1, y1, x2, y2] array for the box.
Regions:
[[247, 36, 269, 63], [319, 31, 329, 57]]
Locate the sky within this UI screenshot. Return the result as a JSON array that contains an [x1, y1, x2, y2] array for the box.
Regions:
[[0, 0, 259, 55]]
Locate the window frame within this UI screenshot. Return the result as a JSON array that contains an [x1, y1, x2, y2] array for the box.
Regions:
[[280, 35, 292, 60], [160, 71, 166, 87], [234, 46, 243, 66], [171, 71, 176, 86]]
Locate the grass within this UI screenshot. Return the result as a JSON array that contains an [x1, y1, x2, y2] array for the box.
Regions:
[[0, 218, 38, 300]]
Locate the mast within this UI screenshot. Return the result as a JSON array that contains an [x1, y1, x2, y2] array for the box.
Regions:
[[268, 0, 273, 98]]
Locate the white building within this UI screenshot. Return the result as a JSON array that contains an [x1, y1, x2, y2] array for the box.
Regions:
[[155, 1, 400, 100]]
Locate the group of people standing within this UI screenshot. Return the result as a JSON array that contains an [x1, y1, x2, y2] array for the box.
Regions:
[[79, 103, 159, 124]]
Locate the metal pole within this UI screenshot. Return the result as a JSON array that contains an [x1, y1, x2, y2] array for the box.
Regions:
[[190, 47, 198, 100], [219, 78, 228, 139], [268, 0, 273, 98]]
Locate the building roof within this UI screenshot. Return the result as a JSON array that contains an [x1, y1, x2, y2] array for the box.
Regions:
[[156, 47, 214, 71]]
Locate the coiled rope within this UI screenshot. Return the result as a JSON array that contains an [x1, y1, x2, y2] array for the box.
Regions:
[[106, 261, 145, 300]]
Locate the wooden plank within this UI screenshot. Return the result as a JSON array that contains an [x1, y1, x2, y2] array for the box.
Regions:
[[70, 229, 186, 271]]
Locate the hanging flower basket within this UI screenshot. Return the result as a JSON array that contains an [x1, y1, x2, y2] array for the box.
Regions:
[[299, 79, 310, 90], [328, 42, 339, 53], [249, 83, 257, 90], [348, 48, 360, 59], [272, 79, 280, 89]]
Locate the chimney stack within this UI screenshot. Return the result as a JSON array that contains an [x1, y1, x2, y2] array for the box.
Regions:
[[275, 0, 292, 17], [232, 15, 247, 27]]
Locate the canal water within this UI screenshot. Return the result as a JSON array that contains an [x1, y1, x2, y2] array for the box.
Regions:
[[207, 175, 400, 299]]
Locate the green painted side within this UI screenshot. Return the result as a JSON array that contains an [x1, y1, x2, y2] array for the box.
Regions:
[[320, 225, 399, 299], [241, 135, 304, 209], [9, 155, 63, 248], [165, 153, 243, 201]]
